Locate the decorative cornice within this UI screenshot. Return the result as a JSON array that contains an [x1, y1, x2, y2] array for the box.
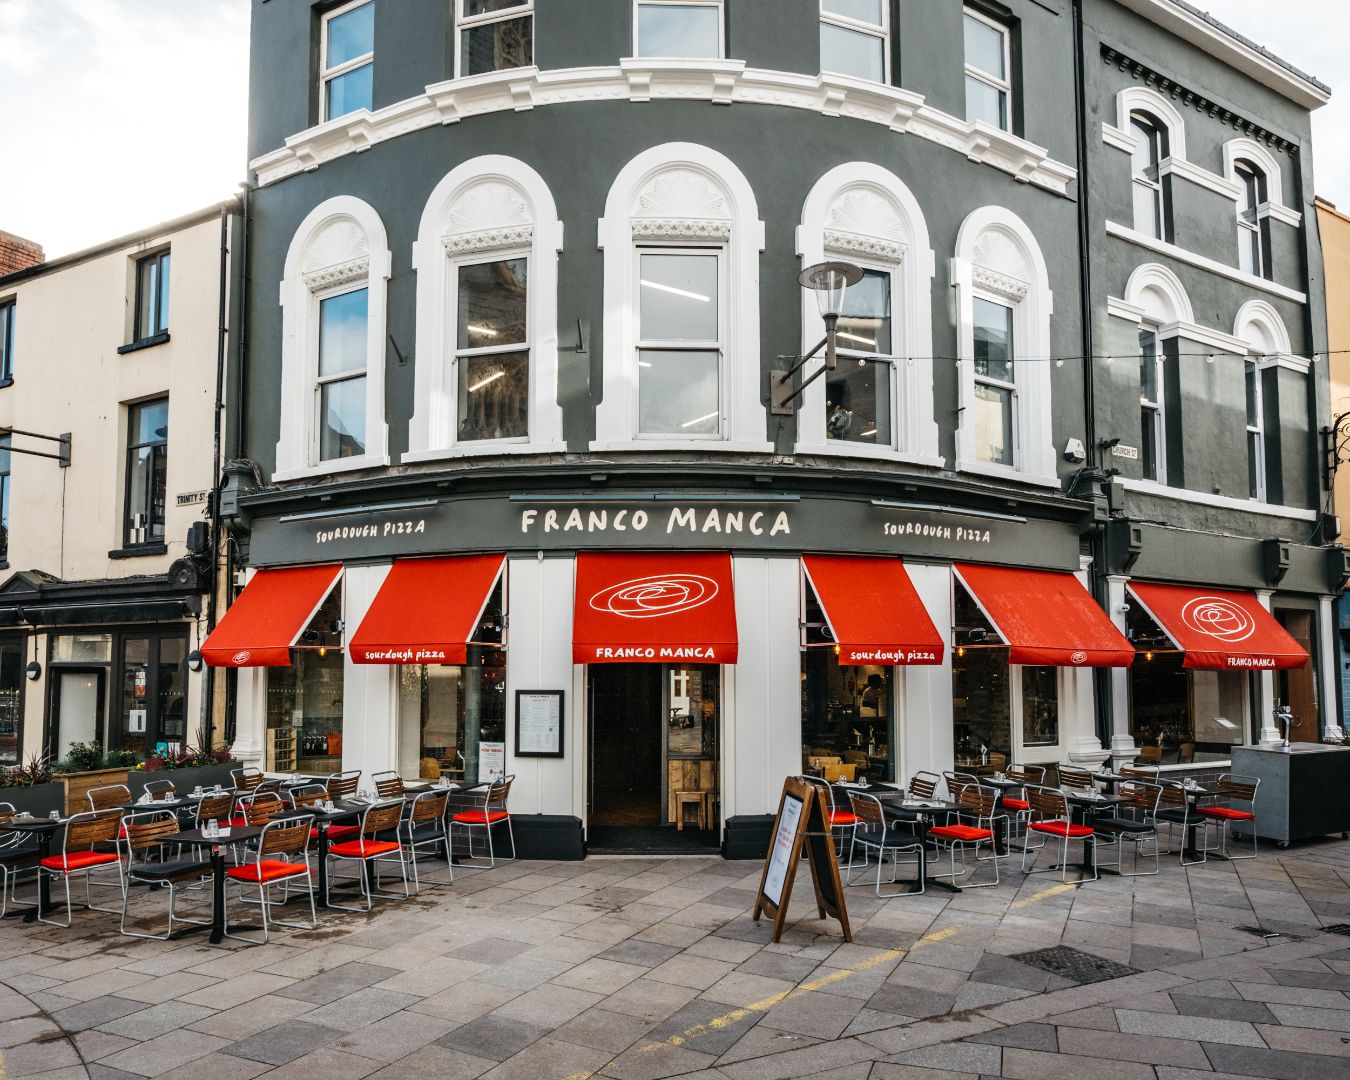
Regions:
[[302, 255, 369, 292], [442, 224, 535, 254], [630, 217, 732, 241], [251, 62, 1077, 195], [823, 229, 905, 263], [971, 265, 1029, 301]]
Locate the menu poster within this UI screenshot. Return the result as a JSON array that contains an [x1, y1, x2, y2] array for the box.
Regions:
[[761, 794, 803, 906], [515, 690, 564, 757], [479, 741, 506, 781]]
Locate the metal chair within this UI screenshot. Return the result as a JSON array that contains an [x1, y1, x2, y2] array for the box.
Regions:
[[1196, 774, 1260, 860], [230, 767, 263, 794], [942, 770, 980, 802], [224, 816, 317, 944], [323, 772, 364, 842], [1119, 765, 1159, 781], [928, 784, 1000, 889], [448, 775, 516, 868], [999, 764, 1045, 840], [143, 779, 177, 801], [87, 784, 131, 812], [118, 810, 212, 940], [844, 792, 925, 897], [0, 803, 39, 917], [372, 771, 405, 799], [194, 791, 237, 830], [284, 783, 328, 811], [37, 810, 125, 927], [1091, 780, 1161, 877], [1056, 765, 1097, 794], [237, 792, 287, 828], [395, 789, 451, 891], [1154, 782, 1208, 866], [799, 775, 858, 868], [1021, 785, 1098, 883], [326, 803, 409, 911], [906, 771, 942, 800]]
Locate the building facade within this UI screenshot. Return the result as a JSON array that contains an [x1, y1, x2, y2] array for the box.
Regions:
[[219, 0, 1336, 856], [0, 206, 239, 768]]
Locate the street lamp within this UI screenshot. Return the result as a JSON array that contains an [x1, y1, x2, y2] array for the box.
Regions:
[[770, 260, 864, 416]]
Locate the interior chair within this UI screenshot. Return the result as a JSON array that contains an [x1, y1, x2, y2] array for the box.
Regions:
[[822, 762, 858, 783]]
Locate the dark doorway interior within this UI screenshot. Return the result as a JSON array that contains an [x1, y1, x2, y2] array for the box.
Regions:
[[588, 663, 662, 827]]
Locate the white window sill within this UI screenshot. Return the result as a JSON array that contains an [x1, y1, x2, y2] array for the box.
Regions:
[[955, 459, 1061, 490], [589, 439, 776, 455], [1114, 477, 1318, 521], [402, 441, 567, 464], [795, 442, 946, 470], [272, 453, 391, 483]]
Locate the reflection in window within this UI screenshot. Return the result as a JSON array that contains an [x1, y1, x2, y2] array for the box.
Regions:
[[322, 0, 375, 121], [456, 257, 529, 441], [820, 0, 887, 83], [826, 267, 892, 446], [0, 638, 20, 765], [316, 288, 368, 462], [125, 398, 168, 545], [952, 644, 1011, 765], [637, 250, 721, 436], [135, 250, 170, 340], [1130, 112, 1166, 240], [458, 0, 533, 76], [635, 1, 722, 58], [972, 297, 1013, 466], [1020, 667, 1058, 748], [265, 588, 345, 773], [963, 7, 1010, 129]]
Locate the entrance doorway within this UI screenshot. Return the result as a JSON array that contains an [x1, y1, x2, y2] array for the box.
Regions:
[[587, 663, 721, 852], [52, 670, 104, 760]]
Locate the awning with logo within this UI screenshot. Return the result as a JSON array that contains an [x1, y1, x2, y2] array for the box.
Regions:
[[201, 565, 343, 668], [1126, 581, 1308, 670], [573, 552, 738, 664], [802, 555, 944, 666], [954, 563, 1135, 668], [349, 554, 505, 665]]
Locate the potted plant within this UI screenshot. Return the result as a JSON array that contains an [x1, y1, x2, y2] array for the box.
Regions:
[[52, 742, 134, 815], [0, 753, 64, 817], [127, 729, 238, 797]]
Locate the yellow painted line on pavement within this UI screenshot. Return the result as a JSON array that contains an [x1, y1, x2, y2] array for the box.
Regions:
[[1011, 881, 1080, 907]]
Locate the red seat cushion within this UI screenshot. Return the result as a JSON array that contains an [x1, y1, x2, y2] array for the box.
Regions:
[[829, 810, 857, 826], [1001, 798, 1029, 811], [328, 839, 400, 858], [227, 816, 249, 828], [227, 859, 310, 883], [929, 824, 992, 842], [325, 825, 361, 841], [41, 851, 119, 873], [452, 810, 509, 825], [1198, 806, 1255, 821], [1029, 821, 1094, 838]]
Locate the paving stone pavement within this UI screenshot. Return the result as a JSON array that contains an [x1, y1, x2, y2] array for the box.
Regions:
[[1, 836, 1350, 1078]]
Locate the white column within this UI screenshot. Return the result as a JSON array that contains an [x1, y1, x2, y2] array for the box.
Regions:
[[903, 563, 954, 777], [233, 665, 266, 768], [504, 555, 576, 818], [1106, 574, 1137, 766], [341, 564, 396, 776], [730, 557, 800, 818], [1255, 590, 1281, 746], [1066, 557, 1108, 767], [21, 633, 47, 762], [1319, 594, 1341, 740]]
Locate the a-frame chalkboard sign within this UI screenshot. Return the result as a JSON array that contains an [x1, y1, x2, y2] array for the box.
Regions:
[[752, 776, 852, 943]]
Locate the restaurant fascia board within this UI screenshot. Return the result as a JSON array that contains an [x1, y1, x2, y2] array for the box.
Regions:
[[247, 494, 1084, 570]]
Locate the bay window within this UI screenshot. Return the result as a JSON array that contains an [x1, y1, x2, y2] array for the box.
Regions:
[[457, 0, 533, 77], [637, 249, 722, 437], [634, 1, 723, 59], [820, 0, 888, 83], [321, 0, 374, 121], [455, 256, 530, 442]]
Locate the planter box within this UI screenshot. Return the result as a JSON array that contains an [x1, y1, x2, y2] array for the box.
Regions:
[[128, 763, 237, 798], [58, 768, 131, 815], [0, 781, 65, 818]]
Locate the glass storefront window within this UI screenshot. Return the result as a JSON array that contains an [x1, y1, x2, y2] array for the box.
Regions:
[[117, 634, 191, 759], [121, 638, 151, 759], [0, 638, 21, 765], [265, 589, 345, 773], [1020, 666, 1059, 748], [952, 644, 1011, 766], [52, 634, 112, 664]]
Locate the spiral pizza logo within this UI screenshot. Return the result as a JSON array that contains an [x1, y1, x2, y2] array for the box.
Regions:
[[231, 651, 252, 666], [1180, 596, 1256, 643], [589, 574, 720, 619], [1069, 651, 1088, 665]]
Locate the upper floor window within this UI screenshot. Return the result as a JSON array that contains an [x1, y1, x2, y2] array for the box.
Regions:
[[1138, 326, 1164, 482], [456, 257, 529, 441], [634, 1, 723, 59], [1130, 112, 1167, 240], [963, 7, 1011, 130], [820, 0, 888, 83], [135, 250, 170, 341], [125, 398, 168, 547], [316, 287, 369, 462], [1245, 357, 1265, 501], [826, 267, 891, 446], [458, 0, 533, 77], [637, 249, 722, 436], [321, 0, 374, 121], [1234, 160, 1268, 277], [972, 297, 1014, 466], [0, 301, 12, 383], [0, 435, 9, 563]]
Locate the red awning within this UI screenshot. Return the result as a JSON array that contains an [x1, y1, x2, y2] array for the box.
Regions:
[[202, 565, 342, 668], [574, 552, 738, 664], [349, 554, 505, 665], [1126, 581, 1308, 670], [802, 555, 944, 665], [954, 563, 1135, 668]]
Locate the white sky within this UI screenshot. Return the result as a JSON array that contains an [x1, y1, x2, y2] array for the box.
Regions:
[[0, 0, 1344, 259]]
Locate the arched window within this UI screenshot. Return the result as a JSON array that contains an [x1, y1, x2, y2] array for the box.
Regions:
[[407, 156, 564, 460], [953, 207, 1055, 486], [594, 143, 769, 451], [276, 196, 391, 481], [1224, 139, 1291, 280], [1234, 160, 1267, 277], [1129, 111, 1167, 240], [1234, 299, 1293, 502], [1122, 264, 1194, 486], [794, 163, 939, 464]]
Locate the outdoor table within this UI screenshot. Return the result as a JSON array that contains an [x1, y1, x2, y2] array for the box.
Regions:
[[1063, 791, 1131, 874], [116, 797, 196, 814], [873, 794, 964, 893], [0, 816, 65, 922], [973, 775, 1026, 855], [158, 826, 263, 944]]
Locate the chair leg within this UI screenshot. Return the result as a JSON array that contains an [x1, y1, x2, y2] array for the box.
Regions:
[[37, 872, 73, 928]]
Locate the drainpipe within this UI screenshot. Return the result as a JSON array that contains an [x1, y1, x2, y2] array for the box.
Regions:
[[205, 201, 235, 750]]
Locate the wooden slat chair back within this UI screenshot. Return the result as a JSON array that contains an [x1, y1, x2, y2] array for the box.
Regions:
[[373, 772, 405, 799], [240, 793, 286, 827], [259, 818, 313, 859], [1216, 774, 1258, 803], [1026, 785, 1069, 823], [1117, 780, 1162, 817], [487, 776, 513, 814], [362, 803, 405, 837], [195, 793, 235, 827], [956, 783, 998, 820], [144, 780, 176, 800], [907, 771, 941, 799], [122, 812, 182, 858], [231, 768, 262, 793], [287, 784, 328, 810], [847, 791, 885, 829], [1056, 766, 1095, 792], [88, 785, 131, 812], [844, 791, 924, 897], [1006, 764, 1044, 785], [1120, 766, 1159, 780], [410, 790, 449, 824], [66, 809, 123, 852], [326, 771, 361, 799], [943, 770, 979, 800]]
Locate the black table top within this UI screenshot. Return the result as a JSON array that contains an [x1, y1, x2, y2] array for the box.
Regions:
[[0, 817, 66, 832], [1066, 792, 1131, 808], [116, 798, 195, 812], [165, 826, 264, 846], [274, 797, 404, 824]]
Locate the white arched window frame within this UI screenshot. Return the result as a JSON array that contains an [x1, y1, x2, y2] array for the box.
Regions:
[[594, 143, 770, 452], [953, 206, 1055, 487], [1234, 298, 1301, 504], [1120, 264, 1195, 487], [406, 156, 564, 461], [1111, 87, 1186, 161], [794, 162, 940, 465], [276, 196, 391, 481], [1223, 139, 1302, 270]]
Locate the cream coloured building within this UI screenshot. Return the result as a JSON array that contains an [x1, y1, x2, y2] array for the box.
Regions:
[[0, 204, 239, 766]]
